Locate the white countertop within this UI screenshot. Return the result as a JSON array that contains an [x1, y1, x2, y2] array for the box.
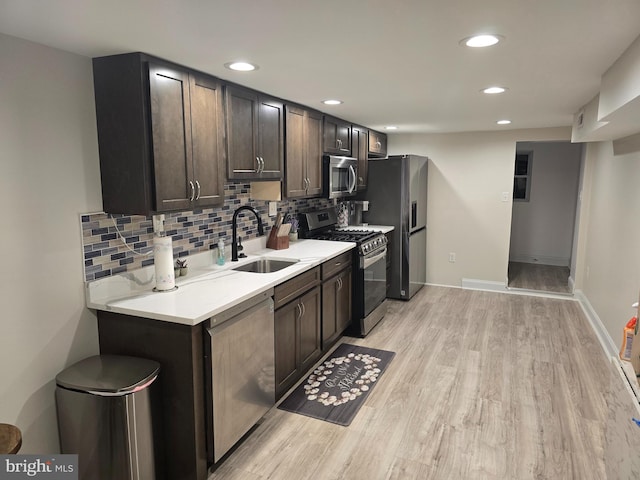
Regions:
[[86, 238, 355, 326]]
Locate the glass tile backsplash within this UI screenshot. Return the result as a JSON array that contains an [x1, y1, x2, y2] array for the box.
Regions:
[[81, 182, 332, 281]]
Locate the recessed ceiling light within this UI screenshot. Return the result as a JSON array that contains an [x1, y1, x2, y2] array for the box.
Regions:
[[496, 119, 512, 125], [224, 62, 258, 72], [322, 99, 343, 105], [385, 126, 398, 130], [460, 34, 503, 48], [482, 86, 508, 94]]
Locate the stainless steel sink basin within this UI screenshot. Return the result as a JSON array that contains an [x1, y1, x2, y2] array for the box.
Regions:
[[232, 258, 299, 273]]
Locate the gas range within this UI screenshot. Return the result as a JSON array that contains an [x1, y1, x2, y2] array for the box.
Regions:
[[298, 207, 388, 337], [309, 228, 387, 256]]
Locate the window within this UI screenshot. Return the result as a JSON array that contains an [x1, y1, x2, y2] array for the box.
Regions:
[[513, 151, 532, 201]]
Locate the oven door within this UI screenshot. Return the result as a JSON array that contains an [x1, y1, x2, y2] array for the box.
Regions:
[[362, 247, 387, 317]]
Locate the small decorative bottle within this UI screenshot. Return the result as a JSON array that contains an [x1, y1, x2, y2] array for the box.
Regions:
[[217, 239, 225, 266]]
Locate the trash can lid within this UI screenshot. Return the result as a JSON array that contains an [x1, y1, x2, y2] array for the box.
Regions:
[[56, 355, 160, 395]]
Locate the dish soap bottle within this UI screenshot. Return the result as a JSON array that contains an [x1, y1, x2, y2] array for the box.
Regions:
[[217, 239, 225, 266]]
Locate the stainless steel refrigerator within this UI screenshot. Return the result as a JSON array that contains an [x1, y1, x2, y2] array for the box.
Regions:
[[364, 154, 428, 300]]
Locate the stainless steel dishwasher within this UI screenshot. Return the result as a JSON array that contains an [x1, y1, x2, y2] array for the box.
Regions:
[[206, 289, 275, 463]]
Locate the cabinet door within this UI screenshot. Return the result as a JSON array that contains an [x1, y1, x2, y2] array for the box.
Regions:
[[323, 116, 352, 155], [352, 126, 368, 190], [322, 277, 338, 348], [285, 106, 323, 199], [190, 73, 225, 207], [305, 109, 323, 196], [322, 267, 352, 350], [275, 300, 299, 398], [257, 97, 284, 178], [284, 106, 307, 198], [368, 130, 387, 157], [298, 286, 322, 373], [336, 267, 352, 335], [225, 85, 259, 178], [149, 63, 194, 211]]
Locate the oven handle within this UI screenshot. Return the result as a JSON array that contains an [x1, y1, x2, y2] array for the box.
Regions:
[[348, 165, 357, 193], [362, 247, 387, 269]]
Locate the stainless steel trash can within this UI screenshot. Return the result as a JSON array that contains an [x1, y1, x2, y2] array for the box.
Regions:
[[55, 355, 161, 480]]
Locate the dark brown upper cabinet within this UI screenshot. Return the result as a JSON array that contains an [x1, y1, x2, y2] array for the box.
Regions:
[[225, 84, 284, 180], [284, 105, 323, 198], [92, 53, 225, 215], [323, 115, 352, 156], [351, 125, 369, 190], [368, 129, 388, 158]]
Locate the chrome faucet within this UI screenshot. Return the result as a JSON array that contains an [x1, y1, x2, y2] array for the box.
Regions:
[[231, 205, 264, 261]]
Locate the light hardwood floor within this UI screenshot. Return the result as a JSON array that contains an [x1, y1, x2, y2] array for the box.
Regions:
[[508, 262, 571, 294], [208, 286, 622, 480]]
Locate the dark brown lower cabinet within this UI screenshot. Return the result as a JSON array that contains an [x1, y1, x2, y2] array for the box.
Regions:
[[97, 311, 208, 480], [274, 286, 321, 400], [321, 266, 352, 350]]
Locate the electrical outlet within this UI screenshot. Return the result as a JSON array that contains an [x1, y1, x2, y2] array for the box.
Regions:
[[449, 252, 456, 263], [501, 191, 510, 202], [268, 201, 278, 217]]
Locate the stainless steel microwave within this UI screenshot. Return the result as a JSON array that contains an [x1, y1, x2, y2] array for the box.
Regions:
[[323, 155, 358, 199]]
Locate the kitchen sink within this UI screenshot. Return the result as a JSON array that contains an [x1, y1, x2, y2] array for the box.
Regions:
[[232, 258, 299, 273]]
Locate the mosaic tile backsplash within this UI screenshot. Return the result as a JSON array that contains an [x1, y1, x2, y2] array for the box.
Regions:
[[81, 182, 333, 281]]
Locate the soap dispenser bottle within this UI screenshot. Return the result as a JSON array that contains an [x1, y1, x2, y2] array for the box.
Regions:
[[217, 239, 225, 266]]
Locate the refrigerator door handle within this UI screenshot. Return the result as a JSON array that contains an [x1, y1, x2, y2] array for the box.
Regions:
[[348, 165, 357, 193], [411, 201, 417, 229]]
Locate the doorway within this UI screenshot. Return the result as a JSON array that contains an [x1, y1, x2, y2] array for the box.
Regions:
[[507, 141, 583, 294]]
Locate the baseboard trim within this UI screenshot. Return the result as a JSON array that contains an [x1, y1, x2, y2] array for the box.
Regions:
[[574, 289, 619, 358], [461, 278, 507, 292], [509, 254, 569, 266]]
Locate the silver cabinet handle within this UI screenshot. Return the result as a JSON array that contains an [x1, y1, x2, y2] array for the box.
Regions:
[[256, 157, 261, 173], [195, 180, 201, 200], [300, 300, 306, 318], [376, 141, 382, 148], [259, 157, 265, 173], [337, 277, 342, 290], [337, 139, 342, 149], [189, 181, 195, 201]]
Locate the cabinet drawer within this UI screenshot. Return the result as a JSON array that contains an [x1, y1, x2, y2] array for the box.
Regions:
[[321, 251, 353, 280], [274, 267, 320, 309]]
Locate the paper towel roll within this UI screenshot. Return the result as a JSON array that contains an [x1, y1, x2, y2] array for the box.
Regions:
[[153, 236, 175, 291]]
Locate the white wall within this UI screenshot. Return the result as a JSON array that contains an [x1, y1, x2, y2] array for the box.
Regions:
[[575, 140, 640, 348], [390, 128, 640, 353], [509, 141, 582, 266], [389, 128, 570, 287], [0, 33, 102, 453]]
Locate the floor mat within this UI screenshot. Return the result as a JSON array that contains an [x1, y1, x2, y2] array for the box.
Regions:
[[277, 343, 395, 426]]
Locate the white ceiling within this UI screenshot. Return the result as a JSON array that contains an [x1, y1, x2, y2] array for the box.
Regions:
[[1, 0, 639, 134]]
